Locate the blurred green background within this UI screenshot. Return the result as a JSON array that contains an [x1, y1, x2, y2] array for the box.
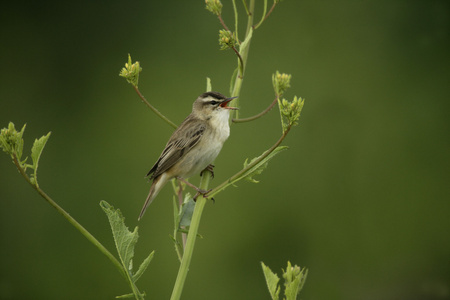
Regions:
[[1, 1, 449, 299]]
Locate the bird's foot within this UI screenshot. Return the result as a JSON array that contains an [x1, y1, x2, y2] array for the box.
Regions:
[[200, 164, 215, 178], [176, 176, 214, 202], [193, 188, 213, 202]]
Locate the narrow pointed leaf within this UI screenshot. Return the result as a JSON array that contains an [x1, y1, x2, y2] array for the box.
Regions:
[[16, 123, 27, 161], [133, 250, 155, 282], [239, 27, 253, 55], [229, 67, 238, 96], [210, 146, 288, 197], [206, 77, 212, 92], [115, 293, 135, 299], [241, 146, 288, 184], [261, 262, 281, 300], [29, 132, 51, 186]]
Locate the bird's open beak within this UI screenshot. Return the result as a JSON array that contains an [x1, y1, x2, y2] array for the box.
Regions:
[[220, 96, 239, 110]]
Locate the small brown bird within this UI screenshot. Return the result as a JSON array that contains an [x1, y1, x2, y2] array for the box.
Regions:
[[138, 91, 237, 220]]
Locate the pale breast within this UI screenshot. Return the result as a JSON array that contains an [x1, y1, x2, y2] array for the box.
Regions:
[[179, 113, 230, 178]]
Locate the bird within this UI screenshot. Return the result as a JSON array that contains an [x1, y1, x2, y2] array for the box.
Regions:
[[138, 91, 238, 220]]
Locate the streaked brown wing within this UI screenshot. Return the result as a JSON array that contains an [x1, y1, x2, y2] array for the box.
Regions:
[[147, 117, 206, 180]]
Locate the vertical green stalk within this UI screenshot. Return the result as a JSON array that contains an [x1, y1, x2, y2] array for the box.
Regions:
[[171, 2, 258, 298], [170, 173, 211, 300], [231, 0, 255, 118]]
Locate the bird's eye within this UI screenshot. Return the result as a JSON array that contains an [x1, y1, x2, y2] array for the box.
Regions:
[[209, 100, 218, 105]]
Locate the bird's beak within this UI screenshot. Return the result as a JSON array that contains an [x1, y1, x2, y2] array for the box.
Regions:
[[220, 96, 239, 110]]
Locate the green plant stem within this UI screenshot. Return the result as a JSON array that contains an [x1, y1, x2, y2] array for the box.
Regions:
[[230, 0, 255, 118], [254, 0, 268, 30], [208, 124, 292, 198], [253, 1, 277, 30], [170, 173, 211, 300], [232, 96, 278, 123], [241, 0, 250, 15], [169, 2, 263, 298], [231, 46, 245, 74], [11, 154, 128, 280], [133, 86, 178, 129], [218, 14, 231, 32], [232, 0, 239, 41]]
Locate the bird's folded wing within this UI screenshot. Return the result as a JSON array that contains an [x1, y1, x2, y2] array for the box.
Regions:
[[147, 121, 206, 179]]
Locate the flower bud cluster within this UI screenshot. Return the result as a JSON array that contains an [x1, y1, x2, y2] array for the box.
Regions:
[[0, 122, 25, 158], [278, 96, 304, 132], [205, 0, 223, 16], [119, 54, 142, 87], [272, 71, 291, 96], [218, 30, 237, 50]]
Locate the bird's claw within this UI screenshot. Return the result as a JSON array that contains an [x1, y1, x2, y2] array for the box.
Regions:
[[193, 188, 212, 201], [200, 164, 215, 178]]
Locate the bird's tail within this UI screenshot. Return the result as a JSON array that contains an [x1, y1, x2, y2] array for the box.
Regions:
[[138, 174, 168, 220]]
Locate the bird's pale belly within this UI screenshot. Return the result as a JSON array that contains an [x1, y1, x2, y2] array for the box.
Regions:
[[177, 124, 229, 179], [177, 141, 223, 178]]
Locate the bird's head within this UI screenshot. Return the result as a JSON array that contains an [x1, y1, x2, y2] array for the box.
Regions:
[[193, 91, 238, 120]]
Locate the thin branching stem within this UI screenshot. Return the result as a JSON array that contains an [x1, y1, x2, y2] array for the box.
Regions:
[[11, 154, 128, 281], [254, 0, 268, 30], [207, 124, 292, 198], [232, 95, 278, 123], [241, 0, 250, 16], [133, 86, 178, 129], [217, 14, 231, 32], [253, 1, 277, 30], [231, 46, 245, 77]]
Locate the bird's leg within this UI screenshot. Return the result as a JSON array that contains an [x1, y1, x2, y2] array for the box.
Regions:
[[176, 176, 213, 202], [177, 181, 184, 206], [200, 164, 215, 178]]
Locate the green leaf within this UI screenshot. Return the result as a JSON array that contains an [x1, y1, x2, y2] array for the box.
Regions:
[[100, 200, 154, 299], [282, 262, 308, 300], [100, 200, 138, 273], [229, 67, 238, 96], [29, 132, 51, 186], [30, 132, 51, 168], [179, 194, 196, 227], [242, 146, 288, 183], [15, 123, 27, 162], [209, 146, 288, 197], [239, 27, 253, 55], [133, 251, 155, 282], [115, 293, 135, 299], [261, 262, 281, 300], [206, 77, 212, 92]]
